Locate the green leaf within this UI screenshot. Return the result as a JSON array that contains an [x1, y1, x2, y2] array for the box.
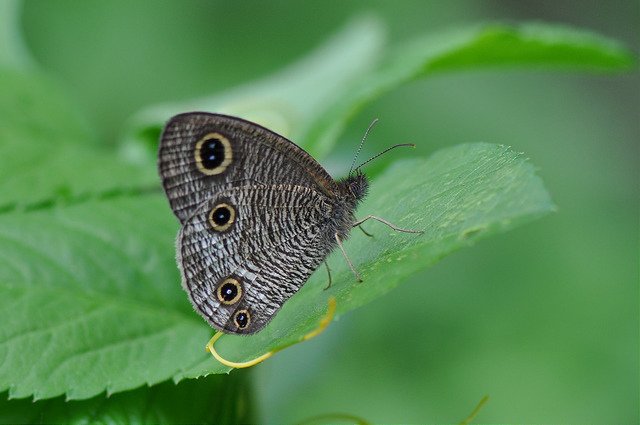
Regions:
[[123, 20, 634, 159], [0, 142, 553, 399], [0, 69, 157, 211], [178, 143, 555, 379], [403, 22, 635, 72], [0, 195, 210, 400], [0, 374, 254, 424]]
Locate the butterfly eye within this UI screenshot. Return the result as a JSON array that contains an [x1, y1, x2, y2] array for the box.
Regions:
[[194, 133, 233, 175], [216, 278, 242, 305], [208, 203, 236, 232], [234, 310, 250, 329]]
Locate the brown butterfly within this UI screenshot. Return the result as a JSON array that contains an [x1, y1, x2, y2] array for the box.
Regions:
[[158, 113, 417, 334]]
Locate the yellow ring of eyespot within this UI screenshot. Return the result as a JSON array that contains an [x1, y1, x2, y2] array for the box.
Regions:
[[194, 133, 233, 175], [234, 309, 251, 329], [208, 203, 236, 232], [216, 277, 242, 305]]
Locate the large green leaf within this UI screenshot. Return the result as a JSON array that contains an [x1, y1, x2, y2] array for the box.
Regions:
[[124, 20, 634, 159], [177, 143, 554, 379], [0, 142, 553, 399], [0, 195, 201, 400]]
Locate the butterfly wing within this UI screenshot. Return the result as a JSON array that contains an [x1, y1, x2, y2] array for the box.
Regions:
[[158, 112, 338, 223], [178, 183, 334, 334]]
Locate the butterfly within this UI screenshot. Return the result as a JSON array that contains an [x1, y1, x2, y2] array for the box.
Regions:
[[158, 113, 417, 335]]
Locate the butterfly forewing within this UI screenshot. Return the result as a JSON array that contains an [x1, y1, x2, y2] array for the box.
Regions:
[[178, 184, 333, 334], [158, 113, 338, 223]]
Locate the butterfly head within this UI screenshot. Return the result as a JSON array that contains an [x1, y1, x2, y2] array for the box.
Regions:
[[340, 171, 369, 202]]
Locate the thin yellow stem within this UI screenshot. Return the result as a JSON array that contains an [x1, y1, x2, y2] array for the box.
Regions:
[[206, 296, 337, 369], [206, 332, 274, 369], [295, 412, 370, 425], [303, 297, 336, 341], [459, 395, 490, 425]]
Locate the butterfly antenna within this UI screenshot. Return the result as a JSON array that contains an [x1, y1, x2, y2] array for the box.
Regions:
[[354, 143, 415, 173], [349, 118, 379, 177]]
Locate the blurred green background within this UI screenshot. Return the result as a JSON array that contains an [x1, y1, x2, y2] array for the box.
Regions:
[[13, 0, 639, 423]]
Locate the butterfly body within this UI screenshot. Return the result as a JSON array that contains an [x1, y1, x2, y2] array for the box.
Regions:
[[159, 113, 368, 335]]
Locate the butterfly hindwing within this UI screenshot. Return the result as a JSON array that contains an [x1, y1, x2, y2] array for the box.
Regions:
[[178, 184, 334, 334], [158, 112, 338, 223]]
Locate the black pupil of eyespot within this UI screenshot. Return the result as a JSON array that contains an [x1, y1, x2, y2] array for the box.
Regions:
[[221, 283, 238, 301], [200, 138, 224, 169], [213, 206, 231, 226], [235, 312, 249, 328]]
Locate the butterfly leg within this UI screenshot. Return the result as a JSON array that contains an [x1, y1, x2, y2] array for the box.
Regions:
[[335, 233, 363, 282], [323, 261, 333, 290], [358, 224, 374, 237], [352, 215, 423, 234]]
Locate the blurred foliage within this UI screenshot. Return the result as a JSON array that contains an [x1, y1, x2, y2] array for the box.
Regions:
[[0, 0, 637, 424], [125, 19, 631, 162], [0, 373, 255, 424]]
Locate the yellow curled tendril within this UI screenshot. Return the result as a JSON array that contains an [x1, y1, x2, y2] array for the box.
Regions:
[[206, 297, 337, 369], [459, 395, 490, 425]]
